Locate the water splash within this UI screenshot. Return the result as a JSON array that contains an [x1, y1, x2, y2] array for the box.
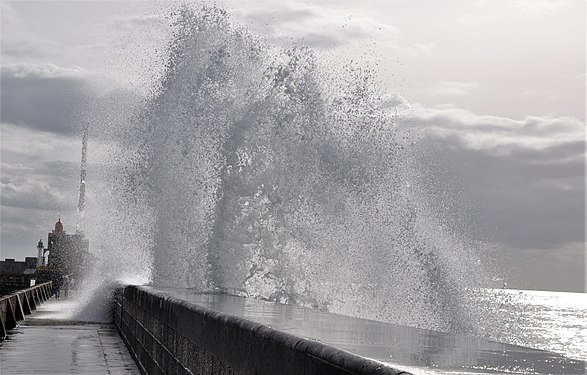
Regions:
[[75, 120, 89, 235], [81, 5, 496, 334]]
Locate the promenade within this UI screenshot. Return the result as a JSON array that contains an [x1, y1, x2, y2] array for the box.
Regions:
[[0, 298, 139, 375], [3, 284, 585, 374]]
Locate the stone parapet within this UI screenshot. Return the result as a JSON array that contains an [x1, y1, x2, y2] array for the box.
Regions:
[[113, 285, 409, 375]]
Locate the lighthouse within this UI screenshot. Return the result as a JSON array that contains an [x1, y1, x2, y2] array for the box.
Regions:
[[37, 239, 44, 267]]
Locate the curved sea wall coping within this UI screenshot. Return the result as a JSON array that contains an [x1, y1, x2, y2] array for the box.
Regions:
[[113, 285, 410, 375]]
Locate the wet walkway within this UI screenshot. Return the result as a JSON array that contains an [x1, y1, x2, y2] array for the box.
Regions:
[[0, 300, 139, 375]]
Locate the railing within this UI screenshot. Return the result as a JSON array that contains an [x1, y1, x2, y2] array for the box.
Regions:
[[0, 281, 53, 339]]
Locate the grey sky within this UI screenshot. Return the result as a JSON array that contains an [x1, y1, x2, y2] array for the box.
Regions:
[[1, 0, 585, 292]]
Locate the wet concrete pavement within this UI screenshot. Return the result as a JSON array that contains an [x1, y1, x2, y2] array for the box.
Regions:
[[0, 300, 139, 375]]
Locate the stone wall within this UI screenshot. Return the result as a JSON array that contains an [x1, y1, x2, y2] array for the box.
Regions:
[[113, 285, 410, 375]]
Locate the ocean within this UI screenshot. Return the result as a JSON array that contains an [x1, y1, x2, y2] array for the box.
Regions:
[[480, 288, 586, 361]]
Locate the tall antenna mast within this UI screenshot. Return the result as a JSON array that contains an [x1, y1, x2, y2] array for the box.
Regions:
[[76, 121, 89, 235]]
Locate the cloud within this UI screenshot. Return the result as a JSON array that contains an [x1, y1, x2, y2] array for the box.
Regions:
[[380, 92, 411, 110], [0, 77, 141, 260], [0, 172, 76, 211], [1, 205, 79, 259], [425, 81, 479, 97], [1, 63, 86, 78], [418, 138, 584, 254], [1, 38, 63, 59], [0, 63, 93, 134], [0, 123, 81, 191], [0, 78, 142, 257], [231, 1, 397, 49], [1, 123, 82, 259], [500, 243, 584, 292], [403, 105, 584, 152], [228, 0, 435, 58], [389, 95, 584, 259]]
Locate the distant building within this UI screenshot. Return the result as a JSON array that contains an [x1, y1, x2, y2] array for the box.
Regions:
[[0, 219, 92, 296], [0, 257, 38, 295], [46, 218, 90, 281]]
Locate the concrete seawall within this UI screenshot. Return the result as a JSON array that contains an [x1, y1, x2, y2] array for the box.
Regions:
[[113, 285, 409, 375]]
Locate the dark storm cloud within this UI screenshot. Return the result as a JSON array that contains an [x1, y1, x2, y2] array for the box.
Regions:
[[0, 164, 78, 258], [421, 136, 583, 249], [1, 204, 77, 259], [500, 244, 585, 293], [1, 162, 78, 212], [400, 104, 585, 252], [395, 103, 585, 292], [0, 66, 142, 260], [1, 206, 47, 230], [0, 63, 93, 134], [1, 177, 74, 211], [0, 123, 81, 255]]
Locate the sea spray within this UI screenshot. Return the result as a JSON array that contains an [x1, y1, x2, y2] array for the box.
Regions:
[[77, 5, 496, 334]]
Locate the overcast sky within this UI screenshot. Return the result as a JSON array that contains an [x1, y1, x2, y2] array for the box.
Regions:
[[1, 0, 585, 292]]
